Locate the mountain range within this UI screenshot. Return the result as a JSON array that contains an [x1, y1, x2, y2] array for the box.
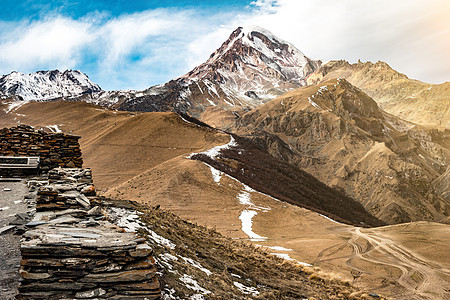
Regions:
[[0, 69, 101, 101], [1, 25, 449, 299]]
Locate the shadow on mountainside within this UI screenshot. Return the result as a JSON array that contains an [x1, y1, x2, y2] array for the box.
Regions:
[[191, 134, 385, 228]]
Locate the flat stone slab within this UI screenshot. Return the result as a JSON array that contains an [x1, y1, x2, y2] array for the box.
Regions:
[[81, 267, 157, 283], [0, 225, 16, 234], [22, 222, 142, 249], [25, 221, 48, 227]]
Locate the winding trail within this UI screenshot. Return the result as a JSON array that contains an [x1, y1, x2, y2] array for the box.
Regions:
[[316, 226, 450, 299]]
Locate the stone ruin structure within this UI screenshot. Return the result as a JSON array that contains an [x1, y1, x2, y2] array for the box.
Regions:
[[0, 125, 161, 299], [0, 125, 82, 177]]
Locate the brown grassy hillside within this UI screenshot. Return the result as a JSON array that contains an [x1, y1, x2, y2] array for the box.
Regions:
[[1, 99, 448, 299], [106, 200, 382, 300], [0, 100, 228, 189]]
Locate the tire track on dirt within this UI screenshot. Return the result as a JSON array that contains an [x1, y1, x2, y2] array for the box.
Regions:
[[345, 227, 450, 299]]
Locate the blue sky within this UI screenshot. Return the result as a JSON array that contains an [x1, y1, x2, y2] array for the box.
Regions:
[[0, 0, 449, 90], [0, 0, 251, 21]]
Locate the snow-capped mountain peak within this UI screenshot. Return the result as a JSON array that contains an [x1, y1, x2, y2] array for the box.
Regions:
[[0, 69, 102, 101], [180, 26, 320, 102], [211, 26, 309, 72]]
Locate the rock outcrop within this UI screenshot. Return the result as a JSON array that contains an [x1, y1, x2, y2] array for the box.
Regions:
[[306, 60, 450, 128]]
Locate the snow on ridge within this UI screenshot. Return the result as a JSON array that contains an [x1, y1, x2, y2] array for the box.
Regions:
[[318, 213, 345, 225], [192, 135, 237, 159], [240, 25, 308, 68], [179, 115, 201, 127], [308, 97, 322, 109], [318, 86, 328, 93], [4, 100, 28, 113]]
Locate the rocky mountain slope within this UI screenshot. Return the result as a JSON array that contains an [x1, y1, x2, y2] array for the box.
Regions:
[[231, 78, 450, 224], [87, 26, 320, 117], [0, 70, 102, 101], [307, 60, 450, 128]]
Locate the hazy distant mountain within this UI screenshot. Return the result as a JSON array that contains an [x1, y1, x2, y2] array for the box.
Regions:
[[307, 60, 450, 128], [0, 70, 102, 101]]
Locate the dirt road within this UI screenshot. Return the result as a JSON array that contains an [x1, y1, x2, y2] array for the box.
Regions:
[[316, 226, 450, 299]]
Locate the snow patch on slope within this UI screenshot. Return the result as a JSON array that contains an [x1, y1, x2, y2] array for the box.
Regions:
[[233, 281, 260, 296], [4, 100, 28, 113], [269, 253, 312, 266], [239, 210, 267, 241], [209, 166, 223, 183], [180, 256, 212, 276], [179, 275, 211, 295], [46, 125, 63, 133]]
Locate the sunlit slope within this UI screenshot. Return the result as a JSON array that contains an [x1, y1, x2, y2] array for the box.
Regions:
[[105, 154, 450, 300], [307, 60, 450, 128]]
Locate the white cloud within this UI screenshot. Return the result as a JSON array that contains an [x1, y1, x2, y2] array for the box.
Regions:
[[97, 10, 189, 66], [0, 16, 94, 72]]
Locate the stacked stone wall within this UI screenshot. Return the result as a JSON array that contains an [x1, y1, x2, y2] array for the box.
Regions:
[[0, 124, 82, 177], [18, 168, 160, 299]]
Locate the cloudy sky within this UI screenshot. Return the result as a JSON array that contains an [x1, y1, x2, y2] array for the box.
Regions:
[[1, 0, 449, 90]]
